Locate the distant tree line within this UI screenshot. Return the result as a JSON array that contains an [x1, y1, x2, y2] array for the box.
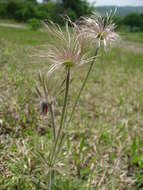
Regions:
[[114, 13, 143, 32], [0, 0, 143, 32], [0, 0, 93, 24]]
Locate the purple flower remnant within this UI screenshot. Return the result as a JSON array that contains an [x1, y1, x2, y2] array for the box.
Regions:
[[13, 111, 19, 121]]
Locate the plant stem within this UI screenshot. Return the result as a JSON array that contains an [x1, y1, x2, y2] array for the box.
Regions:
[[68, 47, 99, 124], [48, 169, 52, 190], [49, 103, 56, 142], [50, 67, 70, 165]]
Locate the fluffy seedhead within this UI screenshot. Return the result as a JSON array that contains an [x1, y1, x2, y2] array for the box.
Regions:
[[80, 11, 119, 47], [42, 20, 94, 73]]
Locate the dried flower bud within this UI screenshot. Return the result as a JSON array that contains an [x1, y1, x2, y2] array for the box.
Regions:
[[41, 101, 49, 115]]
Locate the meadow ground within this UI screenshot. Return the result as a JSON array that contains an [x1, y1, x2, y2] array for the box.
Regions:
[[0, 25, 143, 190]]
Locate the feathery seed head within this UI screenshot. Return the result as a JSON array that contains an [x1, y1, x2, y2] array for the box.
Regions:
[[42, 20, 94, 73], [80, 11, 119, 47]]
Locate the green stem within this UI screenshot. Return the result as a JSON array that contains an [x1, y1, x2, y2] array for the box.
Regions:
[[48, 169, 52, 190], [68, 47, 99, 124], [50, 67, 70, 165], [49, 103, 56, 142]]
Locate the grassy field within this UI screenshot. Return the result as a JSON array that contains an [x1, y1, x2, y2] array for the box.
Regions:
[[121, 32, 143, 44], [0, 26, 143, 190]]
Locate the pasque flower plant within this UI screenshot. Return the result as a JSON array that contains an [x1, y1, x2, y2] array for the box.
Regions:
[[36, 12, 119, 189]]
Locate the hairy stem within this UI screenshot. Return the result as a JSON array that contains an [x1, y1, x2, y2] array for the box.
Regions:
[[49, 103, 56, 142], [48, 169, 52, 190], [50, 67, 70, 165], [68, 47, 99, 124]]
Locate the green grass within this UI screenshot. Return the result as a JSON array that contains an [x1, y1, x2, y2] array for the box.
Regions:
[[0, 26, 49, 46], [121, 32, 143, 43], [0, 19, 25, 24], [0, 26, 143, 189]]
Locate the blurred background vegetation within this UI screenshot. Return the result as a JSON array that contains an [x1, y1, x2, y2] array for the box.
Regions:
[[0, 0, 93, 24], [0, 0, 143, 32]]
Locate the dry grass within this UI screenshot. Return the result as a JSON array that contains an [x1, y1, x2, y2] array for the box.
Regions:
[[0, 26, 143, 189]]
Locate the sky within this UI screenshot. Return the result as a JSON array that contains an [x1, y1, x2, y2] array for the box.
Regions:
[[37, 0, 143, 6], [89, 0, 143, 6]]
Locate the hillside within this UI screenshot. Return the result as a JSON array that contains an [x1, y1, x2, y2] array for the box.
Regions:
[[95, 6, 143, 17]]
